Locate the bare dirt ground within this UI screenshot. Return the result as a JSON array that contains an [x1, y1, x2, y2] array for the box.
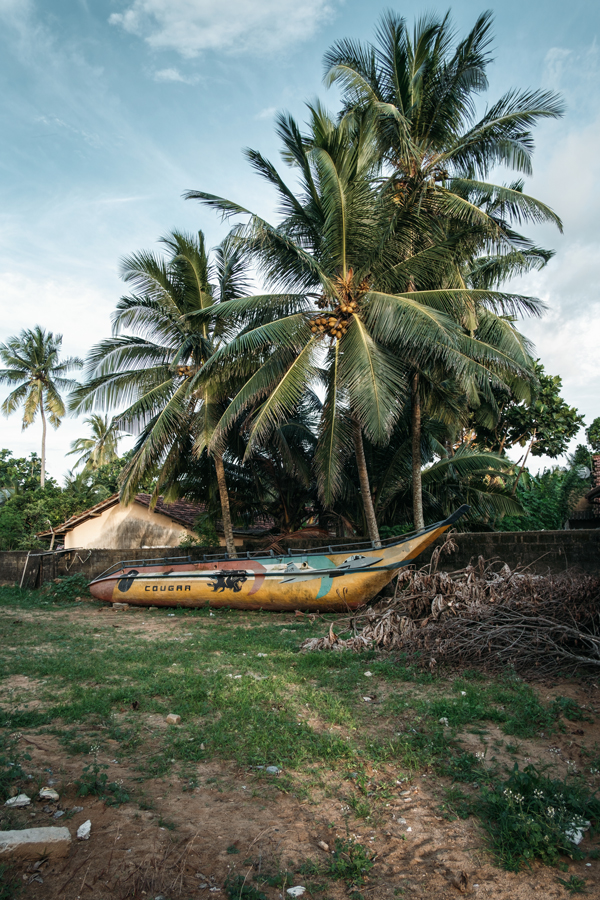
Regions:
[[5, 703, 600, 900]]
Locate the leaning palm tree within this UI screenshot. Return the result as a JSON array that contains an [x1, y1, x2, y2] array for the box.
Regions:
[[70, 231, 249, 558], [66, 414, 124, 471], [186, 104, 543, 544], [0, 327, 82, 487], [324, 9, 563, 528]]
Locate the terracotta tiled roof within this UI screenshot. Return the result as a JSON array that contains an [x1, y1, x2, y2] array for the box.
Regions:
[[134, 494, 207, 529]]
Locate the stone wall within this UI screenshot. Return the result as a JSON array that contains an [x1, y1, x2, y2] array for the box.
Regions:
[[1, 529, 599, 589]]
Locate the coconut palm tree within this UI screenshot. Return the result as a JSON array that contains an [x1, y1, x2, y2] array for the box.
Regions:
[[323, 9, 563, 528], [70, 231, 250, 558], [186, 105, 543, 544], [66, 414, 124, 472], [0, 327, 82, 487]]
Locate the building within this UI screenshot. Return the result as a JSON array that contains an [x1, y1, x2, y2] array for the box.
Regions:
[[568, 455, 600, 529], [37, 493, 270, 550]]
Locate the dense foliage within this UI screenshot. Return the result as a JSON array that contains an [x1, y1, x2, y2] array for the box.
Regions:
[[0, 449, 151, 550]]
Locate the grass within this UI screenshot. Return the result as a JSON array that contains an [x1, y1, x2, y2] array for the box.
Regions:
[[1, 583, 599, 880]]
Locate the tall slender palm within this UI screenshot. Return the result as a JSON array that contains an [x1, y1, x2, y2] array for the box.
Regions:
[[66, 414, 124, 472], [0, 327, 82, 487], [70, 231, 249, 558], [324, 10, 563, 528], [186, 105, 542, 543]]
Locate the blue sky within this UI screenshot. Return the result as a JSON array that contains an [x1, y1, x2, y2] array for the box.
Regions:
[[0, 0, 599, 479]]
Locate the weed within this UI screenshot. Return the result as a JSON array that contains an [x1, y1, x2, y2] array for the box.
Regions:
[[301, 838, 375, 888], [438, 751, 486, 784], [347, 794, 371, 819], [224, 874, 267, 899], [0, 863, 21, 899], [158, 817, 178, 830], [478, 764, 600, 871], [227, 844, 241, 854], [255, 869, 295, 888], [551, 697, 592, 723], [557, 875, 587, 894], [440, 787, 474, 821], [75, 749, 130, 805], [0, 731, 28, 802]]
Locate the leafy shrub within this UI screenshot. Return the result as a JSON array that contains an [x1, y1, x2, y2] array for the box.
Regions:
[[40, 573, 90, 602], [179, 518, 220, 548], [479, 764, 600, 871]]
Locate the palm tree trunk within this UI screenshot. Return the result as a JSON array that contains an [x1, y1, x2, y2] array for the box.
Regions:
[[352, 418, 381, 548], [213, 450, 237, 559], [411, 373, 424, 531], [40, 401, 46, 489]]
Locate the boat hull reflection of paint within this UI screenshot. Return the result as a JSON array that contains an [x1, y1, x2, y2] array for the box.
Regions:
[[88, 506, 469, 611]]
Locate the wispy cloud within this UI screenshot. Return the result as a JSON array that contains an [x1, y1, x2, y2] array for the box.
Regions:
[[109, 0, 337, 57], [153, 66, 199, 84], [255, 106, 277, 120]]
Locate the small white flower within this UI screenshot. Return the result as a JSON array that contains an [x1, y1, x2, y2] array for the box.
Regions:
[[546, 807, 555, 817]]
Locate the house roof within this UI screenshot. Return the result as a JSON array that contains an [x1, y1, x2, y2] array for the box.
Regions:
[[38, 493, 273, 538], [586, 485, 600, 502]]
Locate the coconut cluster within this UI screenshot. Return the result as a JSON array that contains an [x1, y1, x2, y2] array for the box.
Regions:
[[310, 298, 360, 340]]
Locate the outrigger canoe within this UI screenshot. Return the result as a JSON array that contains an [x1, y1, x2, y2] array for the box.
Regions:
[[88, 506, 469, 612]]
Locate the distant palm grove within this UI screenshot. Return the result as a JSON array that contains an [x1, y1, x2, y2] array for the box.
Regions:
[[1, 11, 598, 552]]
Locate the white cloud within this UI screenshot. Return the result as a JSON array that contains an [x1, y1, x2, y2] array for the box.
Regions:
[[256, 106, 277, 120], [153, 66, 198, 84], [109, 0, 336, 57]]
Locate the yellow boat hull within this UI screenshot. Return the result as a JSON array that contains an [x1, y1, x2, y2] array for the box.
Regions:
[[89, 507, 468, 611]]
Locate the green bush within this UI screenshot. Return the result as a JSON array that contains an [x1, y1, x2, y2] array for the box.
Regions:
[[40, 573, 90, 602]]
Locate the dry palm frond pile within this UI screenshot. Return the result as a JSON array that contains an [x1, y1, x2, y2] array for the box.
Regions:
[[301, 551, 600, 675]]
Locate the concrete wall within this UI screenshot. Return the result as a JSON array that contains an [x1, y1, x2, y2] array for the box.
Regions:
[[1, 529, 599, 590]]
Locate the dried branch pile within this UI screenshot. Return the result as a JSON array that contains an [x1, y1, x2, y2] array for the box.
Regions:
[[301, 554, 600, 675]]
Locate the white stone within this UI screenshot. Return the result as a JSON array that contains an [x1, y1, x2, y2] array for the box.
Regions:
[[77, 820, 91, 841], [286, 888, 306, 897], [4, 794, 30, 808], [0, 826, 71, 859], [166, 713, 181, 725], [39, 788, 59, 802]]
